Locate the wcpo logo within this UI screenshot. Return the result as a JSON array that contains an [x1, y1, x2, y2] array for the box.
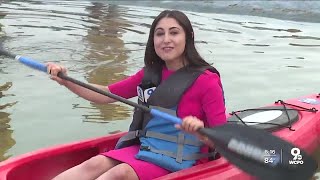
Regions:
[[289, 147, 304, 165]]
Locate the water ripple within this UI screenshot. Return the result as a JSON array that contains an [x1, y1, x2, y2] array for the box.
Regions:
[[274, 35, 320, 40], [242, 25, 302, 33], [289, 43, 320, 47]]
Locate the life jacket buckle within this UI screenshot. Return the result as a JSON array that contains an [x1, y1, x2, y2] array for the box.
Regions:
[[140, 145, 151, 151]]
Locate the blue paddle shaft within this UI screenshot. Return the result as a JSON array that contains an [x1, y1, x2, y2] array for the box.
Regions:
[[150, 109, 182, 124], [16, 56, 47, 72]]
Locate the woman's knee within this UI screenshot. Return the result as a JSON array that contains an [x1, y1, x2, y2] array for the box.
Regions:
[[108, 163, 139, 180], [80, 155, 119, 172]]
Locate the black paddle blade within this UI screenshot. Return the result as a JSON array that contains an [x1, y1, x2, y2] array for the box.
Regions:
[[198, 124, 318, 180]]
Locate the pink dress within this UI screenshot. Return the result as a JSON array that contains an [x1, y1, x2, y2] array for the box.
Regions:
[[101, 66, 226, 180]]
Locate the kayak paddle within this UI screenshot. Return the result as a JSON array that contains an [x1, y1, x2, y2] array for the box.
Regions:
[[0, 48, 317, 180]]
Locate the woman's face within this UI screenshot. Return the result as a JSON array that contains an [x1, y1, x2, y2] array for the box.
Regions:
[[153, 17, 186, 63]]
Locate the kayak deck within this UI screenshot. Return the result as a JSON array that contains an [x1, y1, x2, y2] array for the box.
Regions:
[[1, 94, 320, 180]]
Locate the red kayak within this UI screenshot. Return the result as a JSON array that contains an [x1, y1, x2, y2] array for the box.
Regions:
[[1, 93, 320, 180]]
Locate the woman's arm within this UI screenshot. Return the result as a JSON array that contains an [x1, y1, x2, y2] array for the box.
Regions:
[[63, 81, 115, 104], [47, 62, 144, 104], [201, 73, 227, 127]]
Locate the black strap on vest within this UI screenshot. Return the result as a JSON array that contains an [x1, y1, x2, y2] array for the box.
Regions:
[[147, 66, 205, 107]]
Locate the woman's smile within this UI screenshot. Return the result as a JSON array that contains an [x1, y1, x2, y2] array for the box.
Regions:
[[162, 46, 174, 53]]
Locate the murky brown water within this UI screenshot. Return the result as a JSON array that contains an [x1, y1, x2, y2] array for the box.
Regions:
[[1, 0, 320, 178], [0, 82, 16, 162]]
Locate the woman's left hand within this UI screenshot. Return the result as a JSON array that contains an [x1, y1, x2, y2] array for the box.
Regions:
[[175, 116, 215, 147], [175, 116, 204, 134]]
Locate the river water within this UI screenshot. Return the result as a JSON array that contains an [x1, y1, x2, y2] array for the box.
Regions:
[[0, 0, 320, 177]]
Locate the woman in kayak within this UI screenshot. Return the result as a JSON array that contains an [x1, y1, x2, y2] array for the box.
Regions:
[[49, 10, 226, 180]]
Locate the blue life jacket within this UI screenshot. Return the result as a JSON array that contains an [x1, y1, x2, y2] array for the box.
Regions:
[[115, 65, 222, 172], [136, 110, 209, 171]]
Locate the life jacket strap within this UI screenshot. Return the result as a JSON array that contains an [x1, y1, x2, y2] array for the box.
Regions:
[[136, 130, 203, 146], [115, 131, 137, 142], [176, 133, 184, 162], [139, 145, 217, 163], [115, 130, 148, 143]]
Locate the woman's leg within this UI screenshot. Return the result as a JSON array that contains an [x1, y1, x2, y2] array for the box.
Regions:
[[52, 155, 121, 180], [95, 163, 139, 180]]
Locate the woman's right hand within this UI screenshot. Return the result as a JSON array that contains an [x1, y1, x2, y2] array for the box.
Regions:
[[46, 62, 68, 86]]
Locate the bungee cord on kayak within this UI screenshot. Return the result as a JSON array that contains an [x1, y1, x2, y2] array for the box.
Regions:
[[228, 100, 318, 131]]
